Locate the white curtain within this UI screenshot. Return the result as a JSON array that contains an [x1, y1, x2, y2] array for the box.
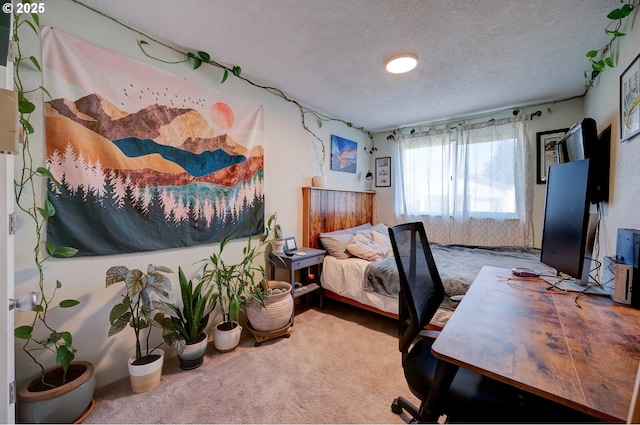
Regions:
[[395, 116, 533, 247], [395, 128, 454, 244]]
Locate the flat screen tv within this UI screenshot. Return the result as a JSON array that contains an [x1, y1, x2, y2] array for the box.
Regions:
[[540, 159, 596, 285], [555, 118, 609, 204]]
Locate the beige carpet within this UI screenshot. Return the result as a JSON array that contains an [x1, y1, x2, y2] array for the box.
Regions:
[[84, 301, 420, 424]]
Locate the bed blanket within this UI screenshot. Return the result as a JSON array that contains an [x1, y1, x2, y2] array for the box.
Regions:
[[363, 257, 398, 297], [363, 244, 555, 311]]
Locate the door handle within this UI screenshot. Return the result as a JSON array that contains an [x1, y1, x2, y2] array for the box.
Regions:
[[9, 292, 37, 311]]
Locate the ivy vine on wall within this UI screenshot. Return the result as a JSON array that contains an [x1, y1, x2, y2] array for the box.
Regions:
[[585, 0, 638, 89]]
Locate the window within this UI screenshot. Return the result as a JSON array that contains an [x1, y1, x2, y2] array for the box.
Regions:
[[396, 117, 532, 246], [454, 136, 518, 219]]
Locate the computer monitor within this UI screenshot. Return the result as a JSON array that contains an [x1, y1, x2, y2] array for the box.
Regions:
[[540, 159, 596, 285]]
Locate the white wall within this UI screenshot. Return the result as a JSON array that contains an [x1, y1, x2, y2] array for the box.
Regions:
[[370, 97, 585, 247], [584, 15, 640, 261], [14, 0, 372, 388]]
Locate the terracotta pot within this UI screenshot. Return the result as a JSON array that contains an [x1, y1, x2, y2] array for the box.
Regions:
[[213, 321, 242, 352], [246, 281, 294, 332], [177, 332, 208, 370], [128, 349, 164, 393], [17, 361, 96, 424]]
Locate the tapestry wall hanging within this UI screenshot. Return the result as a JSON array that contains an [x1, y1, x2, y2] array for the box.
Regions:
[[42, 28, 265, 257]]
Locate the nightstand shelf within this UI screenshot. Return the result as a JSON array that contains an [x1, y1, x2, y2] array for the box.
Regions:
[[268, 248, 325, 322]]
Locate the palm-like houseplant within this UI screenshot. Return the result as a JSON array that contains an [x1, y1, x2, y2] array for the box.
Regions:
[[105, 264, 173, 392], [199, 219, 277, 351], [161, 267, 217, 369]]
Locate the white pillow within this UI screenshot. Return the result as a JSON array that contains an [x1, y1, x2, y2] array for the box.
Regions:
[[319, 223, 373, 259], [319, 232, 355, 259], [346, 232, 389, 262], [372, 229, 394, 257], [370, 223, 388, 235]]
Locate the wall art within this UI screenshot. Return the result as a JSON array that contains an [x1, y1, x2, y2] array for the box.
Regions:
[[536, 128, 569, 184], [375, 157, 391, 187], [42, 28, 264, 256], [330, 135, 357, 173], [620, 53, 640, 142]]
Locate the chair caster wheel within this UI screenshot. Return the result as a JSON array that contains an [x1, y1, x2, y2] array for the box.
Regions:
[[254, 341, 262, 347], [391, 398, 403, 414], [284, 333, 291, 338]]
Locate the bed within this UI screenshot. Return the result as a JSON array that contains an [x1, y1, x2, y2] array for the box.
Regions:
[[301, 187, 554, 326]]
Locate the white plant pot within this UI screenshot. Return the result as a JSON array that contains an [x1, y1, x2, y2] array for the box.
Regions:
[[213, 321, 243, 352], [177, 332, 208, 370], [127, 349, 164, 393], [271, 239, 285, 253], [312, 175, 326, 187]]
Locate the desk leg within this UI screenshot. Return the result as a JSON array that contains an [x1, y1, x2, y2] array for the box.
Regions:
[[419, 359, 458, 422]]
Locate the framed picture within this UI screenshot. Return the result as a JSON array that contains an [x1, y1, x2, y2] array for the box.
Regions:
[[536, 128, 568, 184], [375, 157, 391, 187], [283, 236, 297, 255], [330, 135, 357, 173], [620, 53, 640, 142]]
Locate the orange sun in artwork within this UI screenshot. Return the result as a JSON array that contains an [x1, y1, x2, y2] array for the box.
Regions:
[[211, 102, 235, 129]]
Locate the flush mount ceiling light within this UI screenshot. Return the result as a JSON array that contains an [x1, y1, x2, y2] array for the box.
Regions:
[[385, 53, 418, 74]]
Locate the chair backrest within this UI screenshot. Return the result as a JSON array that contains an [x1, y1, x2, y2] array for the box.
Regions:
[[388, 222, 445, 354]]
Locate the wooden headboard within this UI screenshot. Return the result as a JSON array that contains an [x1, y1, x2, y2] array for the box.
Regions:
[[302, 187, 375, 249]]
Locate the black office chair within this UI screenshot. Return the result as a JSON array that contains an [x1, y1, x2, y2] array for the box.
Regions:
[[388, 222, 600, 423], [388, 223, 533, 422]]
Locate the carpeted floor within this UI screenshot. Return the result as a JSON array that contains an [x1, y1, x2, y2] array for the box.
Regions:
[[84, 301, 420, 424]]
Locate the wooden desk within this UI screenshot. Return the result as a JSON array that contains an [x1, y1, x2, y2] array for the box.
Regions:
[[431, 266, 640, 423]]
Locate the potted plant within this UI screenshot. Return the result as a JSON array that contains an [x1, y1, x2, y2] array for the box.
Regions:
[[264, 213, 284, 253], [245, 278, 294, 342], [199, 217, 280, 352], [105, 264, 173, 393], [12, 11, 95, 424], [161, 267, 217, 370]]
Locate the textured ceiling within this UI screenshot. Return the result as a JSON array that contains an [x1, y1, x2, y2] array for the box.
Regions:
[[77, 0, 618, 132]]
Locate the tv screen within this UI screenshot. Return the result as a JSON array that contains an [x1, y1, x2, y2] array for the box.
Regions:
[[540, 159, 593, 283]]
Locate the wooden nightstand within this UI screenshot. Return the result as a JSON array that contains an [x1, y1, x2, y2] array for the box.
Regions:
[[268, 247, 325, 318]]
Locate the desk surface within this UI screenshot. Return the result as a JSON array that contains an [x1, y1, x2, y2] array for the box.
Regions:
[[431, 266, 640, 422]]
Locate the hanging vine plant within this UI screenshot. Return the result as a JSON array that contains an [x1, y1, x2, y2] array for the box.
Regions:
[[12, 5, 80, 387], [585, 0, 638, 89], [137, 40, 377, 168]]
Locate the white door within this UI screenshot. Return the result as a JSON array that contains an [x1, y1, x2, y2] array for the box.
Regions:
[[1, 38, 16, 423], [1, 145, 15, 425]]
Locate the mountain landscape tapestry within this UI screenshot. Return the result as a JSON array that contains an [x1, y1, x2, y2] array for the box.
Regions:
[[42, 27, 264, 257]]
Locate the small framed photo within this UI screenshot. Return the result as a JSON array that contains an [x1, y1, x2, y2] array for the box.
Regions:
[[283, 236, 297, 254], [536, 129, 568, 184], [620, 53, 640, 142], [375, 157, 391, 187]]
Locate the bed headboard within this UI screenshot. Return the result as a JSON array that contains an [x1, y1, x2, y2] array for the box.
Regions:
[[302, 187, 375, 249]]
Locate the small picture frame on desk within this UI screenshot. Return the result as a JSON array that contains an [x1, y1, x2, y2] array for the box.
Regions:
[[283, 236, 297, 256]]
